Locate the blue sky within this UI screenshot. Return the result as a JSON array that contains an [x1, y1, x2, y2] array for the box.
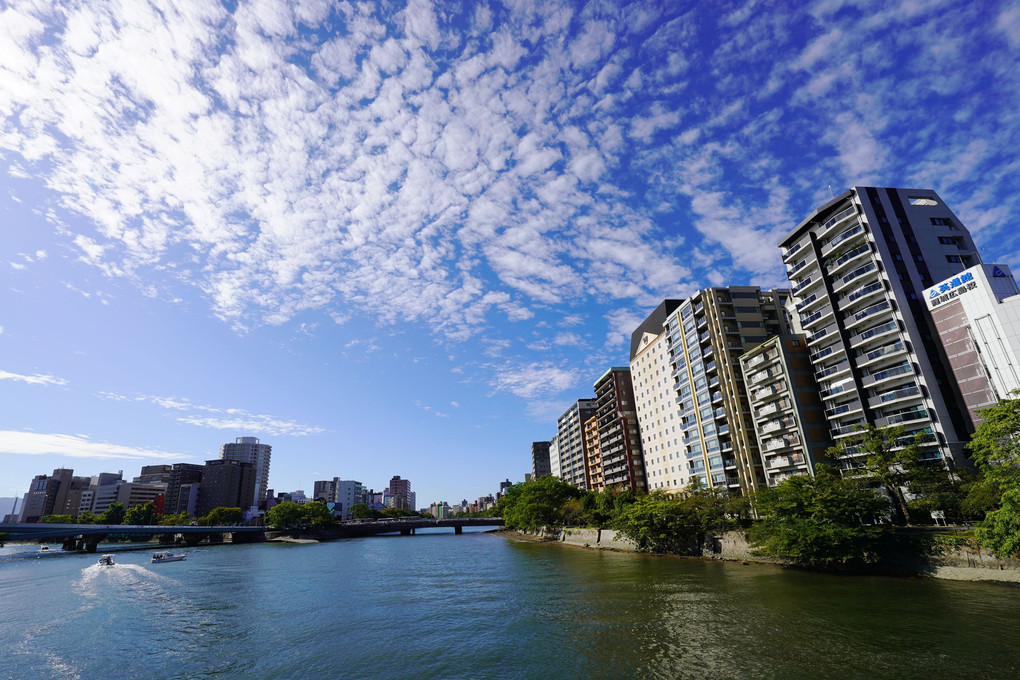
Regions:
[[2, 0, 1019, 507]]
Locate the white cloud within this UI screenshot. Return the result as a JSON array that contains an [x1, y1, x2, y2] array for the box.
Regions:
[[490, 362, 579, 399], [0, 430, 187, 460], [0, 369, 68, 386], [98, 391, 325, 437]]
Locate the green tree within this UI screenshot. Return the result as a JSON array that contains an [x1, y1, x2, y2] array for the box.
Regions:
[[76, 511, 96, 524], [830, 424, 927, 524], [124, 502, 157, 526], [264, 501, 304, 529], [749, 465, 891, 566], [41, 514, 74, 523], [351, 503, 377, 519], [612, 486, 730, 554], [977, 487, 1020, 558], [98, 502, 126, 525], [302, 501, 335, 528], [202, 507, 243, 526], [497, 476, 582, 531], [157, 512, 191, 526], [967, 394, 1020, 556]]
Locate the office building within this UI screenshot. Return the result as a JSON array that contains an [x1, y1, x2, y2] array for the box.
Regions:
[[780, 187, 980, 467], [164, 463, 204, 516], [924, 263, 1020, 427], [133, 465, 172, 485], [555, 399, 598, 489], [17, 469, 90, 522], [740, 335, 833, 485], [387, 476, 411, 510], [313, 480, 336, 503], [197, 459, 256, 518], [592, 367, 646, 492], [220, 437, 271, 510]]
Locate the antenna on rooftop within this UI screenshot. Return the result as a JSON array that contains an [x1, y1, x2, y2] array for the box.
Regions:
[[828, 184, 834, 198]]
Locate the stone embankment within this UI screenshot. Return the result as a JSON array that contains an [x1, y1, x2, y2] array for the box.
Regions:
[[509, 527, 1020, 583]]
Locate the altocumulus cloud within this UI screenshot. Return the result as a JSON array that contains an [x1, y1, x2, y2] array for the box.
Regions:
[[2, 0, 1019, 391]]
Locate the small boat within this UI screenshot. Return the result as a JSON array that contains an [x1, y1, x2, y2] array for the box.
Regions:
[[98, 554, 115, 566], [40, 545, 49, 551], [151, 552, 187, 564]]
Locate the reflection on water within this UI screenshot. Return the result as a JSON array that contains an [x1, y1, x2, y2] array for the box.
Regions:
[[0, 534, 1017, 680]]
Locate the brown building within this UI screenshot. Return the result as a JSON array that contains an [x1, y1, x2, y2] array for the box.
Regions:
[[196, 459, 256, 518], [593, 367, 645, 492]]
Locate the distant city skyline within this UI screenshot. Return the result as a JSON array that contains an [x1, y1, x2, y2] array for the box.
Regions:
[[2, 1, 1020, 504]]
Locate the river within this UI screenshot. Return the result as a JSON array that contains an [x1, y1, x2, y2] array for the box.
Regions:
[[1, 529, 1017, 679]]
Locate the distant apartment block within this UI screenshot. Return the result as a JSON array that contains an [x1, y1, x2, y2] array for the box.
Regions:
[[548, 435, 561, 479], [556, 399, 598, 489], [780, 187, 979, 467], [220, 436, 271, 510], [387, 476, 411, 510], [741, 335, 833, 486], [924, 263, 1020, 427], [531, 441, 552, 478], [17, 468, 91, 522], [593, 367, 646, 492]]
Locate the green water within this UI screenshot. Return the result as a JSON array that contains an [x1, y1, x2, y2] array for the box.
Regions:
[[1, 530, 1016, 679]]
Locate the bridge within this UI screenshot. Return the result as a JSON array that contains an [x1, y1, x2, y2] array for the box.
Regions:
[[0, 517, 503, 551]]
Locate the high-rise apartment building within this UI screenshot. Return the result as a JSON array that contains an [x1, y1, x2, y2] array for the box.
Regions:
[[740, 335, 833, 485], [924, 263, 1020, 427], [555, 399, 597, 489], [313, 479, 337, 502], [660, 288, 793, 494], [780, 187, 980, 467], [17, 468, 90, 522], [220, 437, 271, 510], [582, 415, 604, 490], [387, 476, 411, 510], [531, 441, 552, 478], [631, 300, 686, 492], [592, 367, 646, 492]]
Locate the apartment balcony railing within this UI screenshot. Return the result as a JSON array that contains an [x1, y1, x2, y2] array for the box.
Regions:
[[849, 320, 899, 348], [868, 385, 921, 408]]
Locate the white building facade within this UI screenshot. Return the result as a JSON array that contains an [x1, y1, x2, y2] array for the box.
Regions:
[[924, 263, 1020, 426]]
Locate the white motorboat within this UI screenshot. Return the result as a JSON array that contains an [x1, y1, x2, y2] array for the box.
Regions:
[[151, 552, 187, 564], [98, 554, 115, 566]]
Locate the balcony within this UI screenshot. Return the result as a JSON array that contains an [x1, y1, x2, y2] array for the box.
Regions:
[[783, 238, 811, 263], [809, 341, 845, 364], [823, 223, 865, 254], [832, 262, 879, 293], [825, 399, 862, 419], [815, 360, 850, 381], [807, 324, 837, 346], [862, 361, 914, 388], [877, 407, 929, 428], [817, 205, 858, 237], [802, 306, 834, 329], [844, 300, 892, 329], [825, 242, 871, 275], [858, 339, 905, 363], [841, 281, 885, 309], [868, 385, 921, 408], [849, 320, 899, 348]]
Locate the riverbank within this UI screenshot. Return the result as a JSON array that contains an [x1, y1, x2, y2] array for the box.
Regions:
[[502, 527, 1020, 584]]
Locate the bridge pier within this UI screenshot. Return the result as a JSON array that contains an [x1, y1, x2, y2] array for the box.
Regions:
[[454, 526, 462, 535], [83, 534, 106, 553], [62, 536, 78, 551], [400, 528, 412, 536], [183, 533, 205, 547]]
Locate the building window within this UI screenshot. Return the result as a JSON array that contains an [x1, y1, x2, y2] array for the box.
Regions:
[[946, 255, 962, 263], [938, 237, 957, 245]]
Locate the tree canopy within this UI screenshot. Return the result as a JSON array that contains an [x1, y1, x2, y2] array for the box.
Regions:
[[749, 464, 891, 566], [200, 507, 244, 526], [124, 502, 158, 526], [497, 476, 582, 531], [98, 502, 126, 525], [968, 395, 1020, 557]]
